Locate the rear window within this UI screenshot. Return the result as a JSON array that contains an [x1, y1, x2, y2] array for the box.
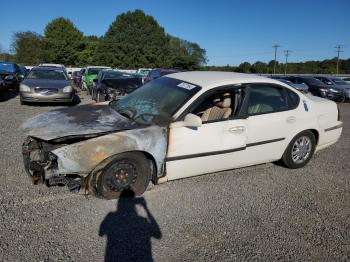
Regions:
[[88, 68, 105, 75], [286, 89, 300, 109], [27, 69, 68, 80], [247, 85, 287, 115], [0, 63, 15, 73]]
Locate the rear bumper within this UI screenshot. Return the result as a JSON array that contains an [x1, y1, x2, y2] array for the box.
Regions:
[[20, 92, 73, 103]]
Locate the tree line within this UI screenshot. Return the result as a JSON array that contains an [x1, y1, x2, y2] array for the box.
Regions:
[[203, 58, 350, 74], [7, 10, 207, 70], [1, 9, 349, 74]]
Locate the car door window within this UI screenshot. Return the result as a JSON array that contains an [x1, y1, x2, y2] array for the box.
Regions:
[[187, 87, 245, 123], [247, 85, 287, 116]]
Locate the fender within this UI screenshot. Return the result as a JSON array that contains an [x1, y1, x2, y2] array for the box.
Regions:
[[52, 125, 168, 177]]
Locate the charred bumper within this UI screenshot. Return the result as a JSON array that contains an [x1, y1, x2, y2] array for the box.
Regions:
[[22, 136, 82, 191], [22, 137, 57, 185]]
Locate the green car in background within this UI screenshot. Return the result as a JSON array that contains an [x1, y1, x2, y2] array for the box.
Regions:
[[82, 66, 111, 94]]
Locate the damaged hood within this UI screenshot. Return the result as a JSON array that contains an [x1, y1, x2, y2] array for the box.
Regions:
[[22, 104, 142, 141]]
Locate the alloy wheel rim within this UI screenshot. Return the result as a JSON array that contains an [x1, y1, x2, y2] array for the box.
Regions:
[[291, 136, 312, 164]]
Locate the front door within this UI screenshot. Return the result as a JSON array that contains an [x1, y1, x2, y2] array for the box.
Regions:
[[165, 87, 248, 180]]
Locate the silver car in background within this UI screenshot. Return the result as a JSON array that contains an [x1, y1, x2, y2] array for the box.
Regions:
[[19, 67, 74, 105]]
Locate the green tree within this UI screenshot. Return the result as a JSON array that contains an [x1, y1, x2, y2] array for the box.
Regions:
[[236, 62, 252, 73], [168, 35, 207, 69], [96, 10, 170, 68], [12, 31, 43, 65], [78, 35, 100, 66], [42, 17, 85, 66], [250, 61, 267, 74]]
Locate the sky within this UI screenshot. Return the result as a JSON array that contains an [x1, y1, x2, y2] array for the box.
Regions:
[[1, 0, 349, 66]]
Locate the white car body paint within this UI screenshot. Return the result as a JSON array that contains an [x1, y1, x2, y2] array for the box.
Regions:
[[163, 72, 342, 181]]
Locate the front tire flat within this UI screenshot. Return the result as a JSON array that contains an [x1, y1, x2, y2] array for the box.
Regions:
[[96, 152, 151, 199]]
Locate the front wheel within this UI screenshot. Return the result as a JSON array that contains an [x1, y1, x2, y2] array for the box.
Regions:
[[96, 152, 151, 199], [281, 130, 316, 169]]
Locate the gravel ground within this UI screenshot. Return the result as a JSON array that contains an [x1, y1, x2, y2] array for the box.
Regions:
[[0, 90, 349, 261]]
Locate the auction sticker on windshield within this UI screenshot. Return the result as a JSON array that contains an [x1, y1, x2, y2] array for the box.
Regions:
[[177, 82, 197, 90]]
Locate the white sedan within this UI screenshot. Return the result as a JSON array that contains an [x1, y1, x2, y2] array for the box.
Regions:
[[22, 72, 343, 199]]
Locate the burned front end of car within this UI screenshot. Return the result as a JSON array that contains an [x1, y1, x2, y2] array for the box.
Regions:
[[22, 137, 83, 192], [102, 77, 143, 101], [20, 104, 168, 196]]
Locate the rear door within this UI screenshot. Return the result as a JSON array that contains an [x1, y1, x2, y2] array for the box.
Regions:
[[241, 83, 300, 163]]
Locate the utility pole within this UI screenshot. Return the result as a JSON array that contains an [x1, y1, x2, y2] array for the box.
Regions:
[[284, 50, 291, 75], [272, 44, 280, 74], [335, 45, 345, 75]]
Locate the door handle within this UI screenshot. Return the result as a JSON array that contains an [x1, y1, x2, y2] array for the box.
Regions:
[[228, 126, 245, 134], [286, 116, 296, 123]]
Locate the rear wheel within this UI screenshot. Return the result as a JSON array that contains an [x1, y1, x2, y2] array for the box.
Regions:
[[282, 130, 316, 169], [96, 152, 151, 199]]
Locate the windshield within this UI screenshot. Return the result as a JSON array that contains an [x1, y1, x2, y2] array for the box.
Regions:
[[113, 77, 200, 124], [303, 77, 324, 85], [138, 69, 150, 76], [88, 68, 106, 75], [27, 69, 68, 80], [103, 71, 131, 79], [0, 63, 15, 73], [331, 78, 347, 85]]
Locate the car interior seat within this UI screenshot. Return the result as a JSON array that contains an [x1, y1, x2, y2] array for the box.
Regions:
[[201, 93, 232, 122]]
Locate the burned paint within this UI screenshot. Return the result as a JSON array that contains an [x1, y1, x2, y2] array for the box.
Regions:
[[51, 125, 168, 177], [21, 104, 142, 141], [90, 148, 110, 164]]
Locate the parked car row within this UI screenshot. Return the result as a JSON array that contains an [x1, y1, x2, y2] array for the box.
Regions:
[[271, 75, 350, 102], [0, 61, 28, 96], [71, 66, 180, 103]]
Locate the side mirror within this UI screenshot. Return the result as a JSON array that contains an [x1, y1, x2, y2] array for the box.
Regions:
[[184, 113, 202, 127], [170, 113, 202, 128]]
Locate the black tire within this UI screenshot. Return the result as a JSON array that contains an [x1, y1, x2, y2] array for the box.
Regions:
[[91, 89, 95, 100], [97, 92, 106, 103], [20, 96, 25, 105], [282, 130, 316, 169], [96, 152, 151, 199]]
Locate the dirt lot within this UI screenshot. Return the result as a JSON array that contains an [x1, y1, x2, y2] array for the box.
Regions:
[[0, 90, 349, 261]]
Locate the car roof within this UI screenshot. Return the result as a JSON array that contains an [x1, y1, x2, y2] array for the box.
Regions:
[[86, 66, 111, 69], [32, 66, 65, 71], [39, 63, 64, 67], [0, 61, 16, 65], [165, 71, 280, 89]]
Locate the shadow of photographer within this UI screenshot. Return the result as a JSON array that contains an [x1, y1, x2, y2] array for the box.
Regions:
[[99, 190, 162, 262]]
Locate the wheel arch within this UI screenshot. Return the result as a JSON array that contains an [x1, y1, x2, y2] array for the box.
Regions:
[[84, 150, 159, 196], [308, 129, 319, 145]]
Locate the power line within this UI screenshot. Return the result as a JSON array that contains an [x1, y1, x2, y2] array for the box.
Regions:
[[335, 44, 345, 74], [284, 50, 292, 75], [272, 44, 280, 74]]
